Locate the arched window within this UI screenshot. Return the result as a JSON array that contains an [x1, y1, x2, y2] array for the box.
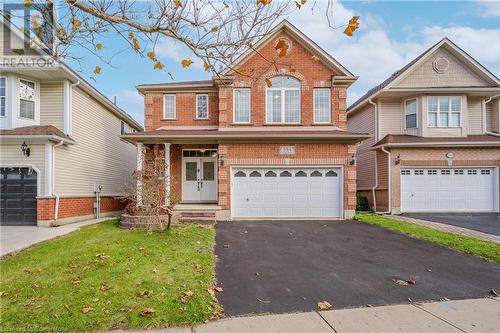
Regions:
[[266, 76, 300, 124]]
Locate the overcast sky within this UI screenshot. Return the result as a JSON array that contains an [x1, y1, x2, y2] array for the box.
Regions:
[[67, 0, 500, 126]]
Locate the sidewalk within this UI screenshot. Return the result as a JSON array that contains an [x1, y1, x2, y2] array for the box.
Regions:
[[130, 297, 500, 333], [391, 215, 500, 244], [0, 216, 114, 257]]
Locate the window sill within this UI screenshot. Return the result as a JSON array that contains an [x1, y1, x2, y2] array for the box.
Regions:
[[194, 118, 210, 121], [161, 118, 177, 121], [312, 123, 333, 126], [263, 123, 303, 126], [231, 123, 252, 126]]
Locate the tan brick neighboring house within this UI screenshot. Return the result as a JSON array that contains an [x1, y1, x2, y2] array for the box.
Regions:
[[0, 22, 142, 226], [347, 38, 500, 214], [122, 20, 369, 220]]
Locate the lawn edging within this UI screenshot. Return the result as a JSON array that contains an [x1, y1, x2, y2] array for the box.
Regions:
[[355, 213, 500, 264]]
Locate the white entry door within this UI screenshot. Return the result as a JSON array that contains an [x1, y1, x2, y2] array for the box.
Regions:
[[182, 157, 217, 202], [401, 168, 496, 212], [231, 167, 343, 219]]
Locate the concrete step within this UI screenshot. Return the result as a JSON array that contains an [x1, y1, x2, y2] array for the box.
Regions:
[[178, 216, 216, 225], [179, 211, 216, 218]]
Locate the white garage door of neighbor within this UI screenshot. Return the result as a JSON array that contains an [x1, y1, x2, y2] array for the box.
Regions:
[[401, 168, 496, 212], [231, 167, 343, 218]]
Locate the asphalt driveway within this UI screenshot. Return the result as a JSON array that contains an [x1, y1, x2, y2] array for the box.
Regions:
[[402, 213, 500, 236], [215, 220, 500, 316]]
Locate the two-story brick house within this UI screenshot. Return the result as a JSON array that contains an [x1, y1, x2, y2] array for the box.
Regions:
[[347, 38, 500, 214], [0, 22, 142, 226], [123, 20, 369, 221]]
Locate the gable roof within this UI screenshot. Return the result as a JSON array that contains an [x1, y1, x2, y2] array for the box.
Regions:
[[220, 19, 355, 78], [0, 20, 143, 131], [347, 38, 500, 114]]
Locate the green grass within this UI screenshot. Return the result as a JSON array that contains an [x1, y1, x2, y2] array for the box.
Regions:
[[355, 213, 500, 264], [0, 219, 221, 331]]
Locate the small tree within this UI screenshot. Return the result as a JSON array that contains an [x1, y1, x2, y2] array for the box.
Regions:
[[122, 144, 176, 230]]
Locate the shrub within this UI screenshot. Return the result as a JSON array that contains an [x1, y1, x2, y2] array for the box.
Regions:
[[356, 194, 370, 211]]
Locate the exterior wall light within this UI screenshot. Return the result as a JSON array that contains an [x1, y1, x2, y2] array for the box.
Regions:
[[349, 153, 356, 166], [21, 141, 31, 157], [395, 154, 401, 165], [219, 155, 225, 167]]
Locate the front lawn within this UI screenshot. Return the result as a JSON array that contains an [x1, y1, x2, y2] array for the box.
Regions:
[[0, 219, 221, 331], [355, 213, 500, 264]]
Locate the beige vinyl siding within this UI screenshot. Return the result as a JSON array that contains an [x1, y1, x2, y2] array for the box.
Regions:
[[54, 87, 137, 197], [490, 100, 499, 133], [486, 103, 492, 132], [376, 150, 388, 189], [379, 99, 403, 139], [394, 48, 490, 88], [40, 82, 64, 131], [467, 97, 484, 135], [348, 105, 376, 190], [0, 143, 45, 195]]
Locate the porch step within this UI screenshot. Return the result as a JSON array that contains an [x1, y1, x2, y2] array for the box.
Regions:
[[178, 215, 216, 225], [179, 211, 216, 218], [173, 204, 221, 211]]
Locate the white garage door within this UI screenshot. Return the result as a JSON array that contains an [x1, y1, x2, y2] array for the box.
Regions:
[[231, 167, 343, 219], [401, 168, 496, 212]]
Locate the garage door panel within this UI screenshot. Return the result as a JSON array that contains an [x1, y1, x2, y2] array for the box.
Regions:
[[1, 167, 38, 226], [401, 168, 495, 212], [232, 167, 342, 218]]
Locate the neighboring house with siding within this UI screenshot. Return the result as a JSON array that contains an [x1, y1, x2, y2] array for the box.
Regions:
[[347, 38, 500, 214], [122, 20, 369, 222], [0, 22, 142, 226]]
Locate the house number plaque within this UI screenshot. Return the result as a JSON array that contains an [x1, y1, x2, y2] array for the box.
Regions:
[[279, 146, 296, 155]]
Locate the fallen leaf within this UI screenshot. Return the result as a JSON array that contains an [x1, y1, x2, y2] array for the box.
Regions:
[[0, 291, 7, 297], [23, 267, 33, 274], [223, 244, 230, 248], [71, 277, 81, 285], [405, 279, 416, 285], [181, 59, 194, 68], [100, 285, 111, 291], [215, 287, 223, 292], [180, 290, 194, 304], [138, 290, 154, 298], [95, 252, 109, 259], [81, 305, 93, 314], [490, 289, 498, 296], [195, 264, 204, 273], [343, 16, 360, 37], [140, 307, 155, 316], [37, 267, 43, 272], [440, 297, 450, 301], [318, 301, 332, 310]]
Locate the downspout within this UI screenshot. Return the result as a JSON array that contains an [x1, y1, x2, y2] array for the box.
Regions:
[[368, 98, 379, 212], [482, 93, 500, 137], [52, 140, 64, 221], [65, 80, 80, 136], [380, 146, 392, 214]]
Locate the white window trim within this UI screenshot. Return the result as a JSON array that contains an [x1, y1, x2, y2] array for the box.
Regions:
[[427, 95, 461, 128], [18, 78, 37, 120], [163, 94, 176, 120], [196, 94, 209, 119], [404, 97, 418, 129], [313, 88, 331, 124], [233, 88, 251, 124], [265, 86, 301, 124], [0, 76, 6, 118]]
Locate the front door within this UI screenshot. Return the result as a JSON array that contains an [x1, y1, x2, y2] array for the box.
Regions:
[[182, 157, 217, 202]]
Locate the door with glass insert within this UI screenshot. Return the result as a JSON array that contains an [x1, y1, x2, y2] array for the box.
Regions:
[[182, 157, 217, 202]]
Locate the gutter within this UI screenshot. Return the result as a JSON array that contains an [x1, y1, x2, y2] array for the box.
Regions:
[[371, 141, 500, 150], [0, 134, 76, 145], [482, 93, 500, 138]]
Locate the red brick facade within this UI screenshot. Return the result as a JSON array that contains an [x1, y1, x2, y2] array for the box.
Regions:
[[37, 196, 125, 224], [137, 24, 360, 218]]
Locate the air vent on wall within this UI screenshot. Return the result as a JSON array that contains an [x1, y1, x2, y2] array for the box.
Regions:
[[433, 57, 449, 73]]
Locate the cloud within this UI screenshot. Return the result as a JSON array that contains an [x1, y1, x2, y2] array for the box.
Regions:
[[113, 89, 144, 125], [288, 1, 500, 105], [476, 0, 500, 17], [155, 38, 204, 70]]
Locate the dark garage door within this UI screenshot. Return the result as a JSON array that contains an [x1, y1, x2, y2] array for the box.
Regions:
[[0, 167, 37, 226]]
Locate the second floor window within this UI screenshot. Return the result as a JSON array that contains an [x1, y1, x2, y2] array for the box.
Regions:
[[404, 98, 417, 129], [164, 94, 176, 119], [196, 94, 209, 119], [0, 77, 5, 117], [266, 76, 300, 124], [428, 96, 461, 127], [19, 79, 35, 120], [313, 88, 331, 123], [234, 89, 250, 123]]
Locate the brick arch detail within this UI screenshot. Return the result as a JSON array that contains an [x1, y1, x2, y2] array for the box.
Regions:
[[260, 70, 308, 91]]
